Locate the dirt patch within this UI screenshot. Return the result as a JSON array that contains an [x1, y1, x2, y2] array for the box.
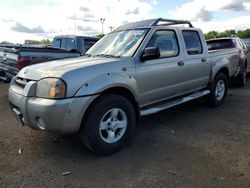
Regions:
[[0, 81, 250, 187]]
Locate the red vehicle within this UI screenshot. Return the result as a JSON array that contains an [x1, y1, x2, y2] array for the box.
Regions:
[[207, 36, 250, 86]]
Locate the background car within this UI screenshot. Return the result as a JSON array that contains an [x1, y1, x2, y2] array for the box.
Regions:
[[207, 36, 250, 86]]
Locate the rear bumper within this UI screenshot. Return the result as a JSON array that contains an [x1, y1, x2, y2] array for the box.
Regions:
[[8, 85, 98, 134], [0, 64, 6, 80], [0, 63, 16, 81]]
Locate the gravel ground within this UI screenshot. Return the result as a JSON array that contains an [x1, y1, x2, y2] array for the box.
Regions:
[[0, 80, 250, 188]]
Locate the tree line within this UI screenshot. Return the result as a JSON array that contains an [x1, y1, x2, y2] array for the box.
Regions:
[[0, 39, 51, 45], [205, 29, 250, 40], [24, 39, 51, 45], [1, 30, 250, 44]]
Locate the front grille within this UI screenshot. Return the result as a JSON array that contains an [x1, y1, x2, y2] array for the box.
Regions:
[[15, 77, 30, 88]]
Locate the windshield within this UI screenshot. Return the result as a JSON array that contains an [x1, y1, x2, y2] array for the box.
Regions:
[[86, 29, 148, 58]]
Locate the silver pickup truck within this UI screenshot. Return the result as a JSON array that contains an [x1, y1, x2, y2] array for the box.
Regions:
[[8, 18, 241, 155]]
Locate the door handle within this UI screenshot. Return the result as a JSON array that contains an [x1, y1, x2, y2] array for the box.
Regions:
[[177, 61, 184, 66], [201, 58, 207, 63]]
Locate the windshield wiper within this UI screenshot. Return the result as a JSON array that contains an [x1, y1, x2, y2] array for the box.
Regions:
[[94, 54, 120, 58]]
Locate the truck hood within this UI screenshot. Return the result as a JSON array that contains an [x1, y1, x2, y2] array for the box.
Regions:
[[18, 56, 135, 97], [18, 56, 117, 80]]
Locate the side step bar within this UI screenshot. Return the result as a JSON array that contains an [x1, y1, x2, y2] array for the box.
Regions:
[[140, 90, 210, 116]]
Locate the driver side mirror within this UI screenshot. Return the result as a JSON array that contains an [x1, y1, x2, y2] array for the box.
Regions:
[[140, 47, 160, 62]]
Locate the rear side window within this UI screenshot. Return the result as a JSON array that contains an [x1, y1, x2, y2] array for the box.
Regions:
[[52, 38, 61, 48], [61, 38, 67, 49], [146, 30, 179, 58], [182, 30, 202, 55], [66, 38, 76, 50], [84, 39, 98, 51], [207, 39, 235, 50]]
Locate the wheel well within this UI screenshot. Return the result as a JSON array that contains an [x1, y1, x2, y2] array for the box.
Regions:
[[218, 67, 229, 79], [80, 87, 140, 131], [101, 87, 140, 121]]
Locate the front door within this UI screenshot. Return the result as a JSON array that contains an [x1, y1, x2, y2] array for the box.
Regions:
[[136, 29, 186, 106]]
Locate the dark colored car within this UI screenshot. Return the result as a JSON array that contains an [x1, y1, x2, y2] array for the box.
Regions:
[[0, 35, 99, 81], [52, 35, 98, 55]]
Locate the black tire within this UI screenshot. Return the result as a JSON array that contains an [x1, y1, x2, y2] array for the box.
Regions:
[[208, 73, 228, 107], [80, 94, 136, 156], [235, 71, 246, 87]]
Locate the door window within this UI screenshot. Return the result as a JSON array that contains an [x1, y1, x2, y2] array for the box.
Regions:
[[61, 38, 67, 49], [52, 38, 61, 48], [146, 30, 179, 58], [182, 30, 202, 55]]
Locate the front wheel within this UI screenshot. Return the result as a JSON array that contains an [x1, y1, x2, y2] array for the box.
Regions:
[[80, 94, 136, 156], [208, 73, 228, 107]]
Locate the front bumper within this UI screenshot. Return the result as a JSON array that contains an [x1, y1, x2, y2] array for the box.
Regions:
[[8, 85, 97, 134]]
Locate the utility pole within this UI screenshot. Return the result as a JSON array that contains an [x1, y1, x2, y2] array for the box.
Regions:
[[100, 18, 105, 34]]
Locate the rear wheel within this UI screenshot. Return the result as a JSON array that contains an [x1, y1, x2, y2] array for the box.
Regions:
[[208, 73, 228, 106], [80, 94, 135, 156]]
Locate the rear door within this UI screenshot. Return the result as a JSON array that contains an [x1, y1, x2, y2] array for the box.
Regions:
[[181, 30, 210, 92], [136, 29, 186, 106]]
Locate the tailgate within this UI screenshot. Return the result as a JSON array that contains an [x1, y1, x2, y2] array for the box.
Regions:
[[0, 48, 19, 68], [0, 49, 19, 79], [1, 52, 19, 68]]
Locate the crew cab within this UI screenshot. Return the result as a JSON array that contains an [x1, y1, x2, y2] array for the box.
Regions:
[[8, 18, 238, 155], [0, 35, 98, 81]]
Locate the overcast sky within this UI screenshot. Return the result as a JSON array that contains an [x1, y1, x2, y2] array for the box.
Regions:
[[1, 0, 250, 43]]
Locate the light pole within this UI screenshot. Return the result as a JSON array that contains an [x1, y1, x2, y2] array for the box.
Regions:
[[109, 26, 114, 32], [74, 14, 77, 35], [100, 18, 105, 34]]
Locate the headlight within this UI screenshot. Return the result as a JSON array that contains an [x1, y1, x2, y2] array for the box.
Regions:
[[36, 78, 66, 99]]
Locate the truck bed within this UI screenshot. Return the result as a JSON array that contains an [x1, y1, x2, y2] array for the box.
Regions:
[[208, 48, 240, 78], [0, 46, 81, 81]]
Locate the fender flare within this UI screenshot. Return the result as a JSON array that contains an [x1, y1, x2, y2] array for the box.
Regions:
[[75, 73, 138, 100], [210, 58, 231, 83]]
